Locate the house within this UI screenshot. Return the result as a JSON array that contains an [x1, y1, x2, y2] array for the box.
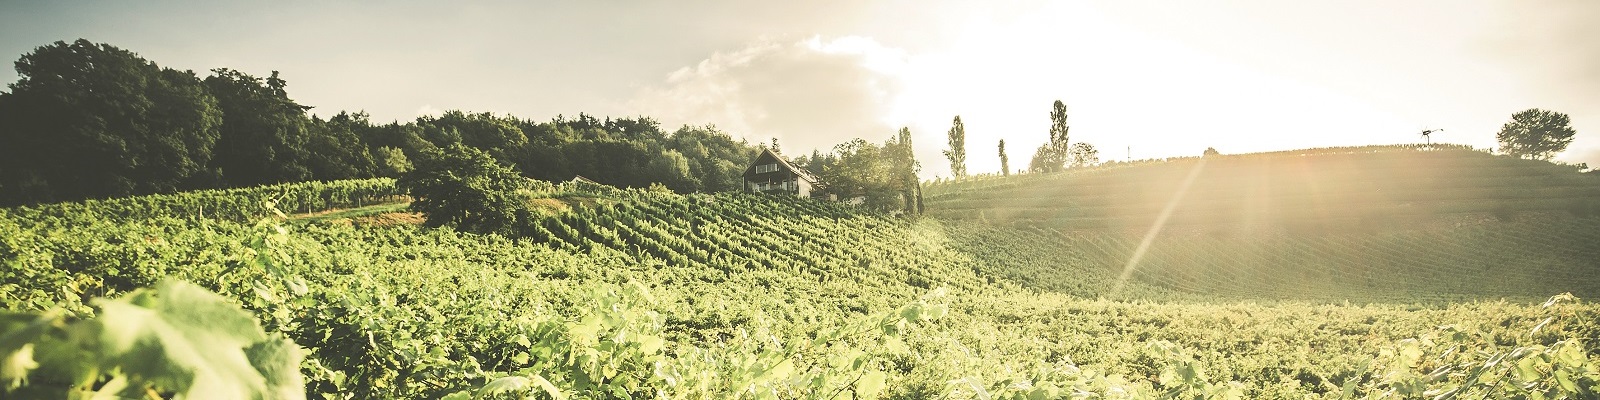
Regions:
[[742, 148, 827, 199]]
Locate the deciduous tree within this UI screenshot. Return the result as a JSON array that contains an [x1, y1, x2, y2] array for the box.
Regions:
[[1068, 142, 1100, 168], [0, 39, 220, 205], [398, 144, 528, 234], [1496, 108, 1576, 160], [205, 69, 314, 186]]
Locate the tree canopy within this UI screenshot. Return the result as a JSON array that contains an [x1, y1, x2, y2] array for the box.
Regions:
[[818, 129, 921, 213], [204, 68, 315, 186], [1497, 108, 1576, 160], [0, 40, 765, 207], [0, 39, 221, 205], [1068, 142, 1099, 168], [397, 144, 528, 234]]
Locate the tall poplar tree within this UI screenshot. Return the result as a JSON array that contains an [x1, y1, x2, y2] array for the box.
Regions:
[[943, 116, 967, 178], [890, 127, 921, 212], [999, 139, 1010, 176], [1029, 100, 1071, 172]]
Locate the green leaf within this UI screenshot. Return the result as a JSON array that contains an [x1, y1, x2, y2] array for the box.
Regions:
[[0, 312, 55, 390], [244, 338, 305, 400], [528, 374, 566, 400], [1, 343, 36, 389], [1515, 357, 1542, 382], [478, 376, 530, 397], [638, 334, 664, 355], [1554, 369, 1577, 392], [1398, 341, 1425, 367], [756, 358, 795, 385], [900, 305, 921, 322], [89, 279, 303, 400], [857, 370, 887, 398]]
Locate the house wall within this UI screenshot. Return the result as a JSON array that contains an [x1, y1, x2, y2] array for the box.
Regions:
[[742, 150, 826, 199]]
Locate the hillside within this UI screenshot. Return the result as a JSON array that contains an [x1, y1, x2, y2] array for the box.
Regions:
[[2, 176, 1599, 398], [925, 145, 1600, 301], [926, 145, 1600, 230]]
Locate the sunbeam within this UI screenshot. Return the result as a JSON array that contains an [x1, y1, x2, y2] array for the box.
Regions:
[[1109, 157, 1208, 296]]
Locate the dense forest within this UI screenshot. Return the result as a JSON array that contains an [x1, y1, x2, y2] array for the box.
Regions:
[[0, 39, 772, 206]]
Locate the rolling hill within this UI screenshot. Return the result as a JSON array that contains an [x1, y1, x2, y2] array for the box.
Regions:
[[925, 145, 1600, 301], [2, 146, 1598, 398]]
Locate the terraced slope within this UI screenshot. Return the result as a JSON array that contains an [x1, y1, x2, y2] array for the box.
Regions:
[[925, 145, 1600, 301], [927, 146, 1600, 230]]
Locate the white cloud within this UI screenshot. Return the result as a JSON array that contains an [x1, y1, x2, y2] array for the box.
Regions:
[[415, 104, 441, 119], [631, 36, 911, 155]]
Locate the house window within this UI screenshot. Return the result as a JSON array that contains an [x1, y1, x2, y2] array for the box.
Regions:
[[755, 163, 780, 173]]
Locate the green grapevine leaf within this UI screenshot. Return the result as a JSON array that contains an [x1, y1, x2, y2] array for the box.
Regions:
[[1, 343, 35, 389], [89, 279, 303, 400], [528, 374, 566, 400], [477, 376, 529, 397], [857, 370, 886, 398]]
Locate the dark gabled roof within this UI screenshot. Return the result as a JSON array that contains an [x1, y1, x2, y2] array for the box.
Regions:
[[746, 147, 823, 185]]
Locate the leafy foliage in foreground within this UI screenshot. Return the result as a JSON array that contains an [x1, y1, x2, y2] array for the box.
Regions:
[[0, 280, 303, 399]]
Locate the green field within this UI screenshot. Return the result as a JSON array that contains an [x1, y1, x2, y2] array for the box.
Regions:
[[3, 146, 1599, 398]]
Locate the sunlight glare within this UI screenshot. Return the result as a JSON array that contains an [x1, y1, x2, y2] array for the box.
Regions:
[[1109, 157, 1208, 297]]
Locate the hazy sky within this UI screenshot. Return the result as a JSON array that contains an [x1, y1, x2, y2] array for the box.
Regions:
[[3, 1, 1598, 177]]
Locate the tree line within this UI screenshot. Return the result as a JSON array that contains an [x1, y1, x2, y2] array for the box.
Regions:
[[938, 99, 1101, 180], [8, 39, 1571, 210], [0, 40, 762, 206], [0, 39, 992, 214]]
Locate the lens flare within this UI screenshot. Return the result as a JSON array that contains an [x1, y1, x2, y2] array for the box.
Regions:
[[1110, 158, 1207, 296]]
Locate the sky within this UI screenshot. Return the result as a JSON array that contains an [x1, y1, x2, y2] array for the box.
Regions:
[[3, 1, 1598, 178]]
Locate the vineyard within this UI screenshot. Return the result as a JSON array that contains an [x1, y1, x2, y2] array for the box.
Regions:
[[926, 145, 1600, 302], [3, 160, 1600, 397], [926, 146, 1600, 231]]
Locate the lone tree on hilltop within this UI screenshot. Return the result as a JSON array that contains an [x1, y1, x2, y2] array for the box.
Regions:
[[1497, 109, 1576, 160], [398, 144, 528, 234], [944, 116, 967, 178]]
